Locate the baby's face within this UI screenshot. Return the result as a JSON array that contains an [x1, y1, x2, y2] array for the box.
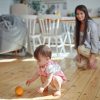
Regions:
[[37, 55, 49, 67]]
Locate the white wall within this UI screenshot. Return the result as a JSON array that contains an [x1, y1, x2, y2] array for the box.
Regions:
[[0, 0, 100, 16], [67, 0, 100, 16], [0, 0, 14, 15]]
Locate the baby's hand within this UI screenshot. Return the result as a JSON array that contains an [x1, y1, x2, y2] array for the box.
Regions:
[[37, 87, 44, 93], [26, 79, 33, 86]]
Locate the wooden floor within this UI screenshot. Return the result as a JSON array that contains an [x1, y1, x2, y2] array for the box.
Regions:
[[0, 55, 100, 100]]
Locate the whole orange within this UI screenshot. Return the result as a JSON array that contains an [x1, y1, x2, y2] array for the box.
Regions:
[[15, 86, 24, 96]]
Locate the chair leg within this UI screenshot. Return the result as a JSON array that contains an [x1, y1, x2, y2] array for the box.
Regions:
[[38, 37, 42, 45], [32, 37, 42, 52], [67, 31, 72, 52], [30, 39, 34, 55], [60, 38, 66, 53], [47, 38, 50, 48], [56, 38, 59, 56], [43, 37, 46, 45]]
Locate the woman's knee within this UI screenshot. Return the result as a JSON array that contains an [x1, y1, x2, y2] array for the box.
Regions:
[[78, 45, 90, 58]]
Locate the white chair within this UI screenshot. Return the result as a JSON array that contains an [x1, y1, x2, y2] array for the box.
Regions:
[[38, 14, 66, 56], [22, 15, 41, 55], [62, 20, 75, 52]]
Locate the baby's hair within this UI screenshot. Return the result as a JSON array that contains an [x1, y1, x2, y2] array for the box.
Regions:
[[34, 45, 52, 60]]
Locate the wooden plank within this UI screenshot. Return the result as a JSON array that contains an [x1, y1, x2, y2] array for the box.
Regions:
[[78, 62, 100, 100], [95, 88, 100, 100], [61, 69, 95, 100], [0, 57, 100, 100]]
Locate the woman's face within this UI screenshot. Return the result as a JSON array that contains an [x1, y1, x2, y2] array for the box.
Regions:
[[76, 9, 85, 22]]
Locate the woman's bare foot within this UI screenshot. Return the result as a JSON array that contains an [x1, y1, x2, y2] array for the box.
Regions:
[[89, 59, 97, 69]]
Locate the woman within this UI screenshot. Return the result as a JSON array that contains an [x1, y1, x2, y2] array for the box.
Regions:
[[74, 5, 100, 69]]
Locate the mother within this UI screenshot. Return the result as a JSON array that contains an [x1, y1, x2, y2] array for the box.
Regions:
[[74, 5, 100, 69]]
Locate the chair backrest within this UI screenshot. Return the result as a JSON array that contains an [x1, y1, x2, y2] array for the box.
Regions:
[[22, 15, 37, 36], [38, 14, 61, 35], [62, 20, 75, 33]]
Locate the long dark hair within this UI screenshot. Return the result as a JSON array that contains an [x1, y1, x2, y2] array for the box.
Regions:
[[75, 5, 91, 48]]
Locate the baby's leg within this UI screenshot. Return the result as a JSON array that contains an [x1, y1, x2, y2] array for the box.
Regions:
[[40, 76, 48, 92], [50, 75, 63, 96]]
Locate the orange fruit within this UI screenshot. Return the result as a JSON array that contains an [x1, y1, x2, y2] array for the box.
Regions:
[[15, 86, 24, 96]]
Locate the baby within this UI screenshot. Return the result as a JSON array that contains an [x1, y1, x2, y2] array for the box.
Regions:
[[26, 45, 66, 96]]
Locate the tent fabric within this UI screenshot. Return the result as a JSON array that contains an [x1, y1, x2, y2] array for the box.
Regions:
[[0, 15, 26, 54]]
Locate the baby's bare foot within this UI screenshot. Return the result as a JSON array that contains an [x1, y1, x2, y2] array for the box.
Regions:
[[54, 90, 61, 96], [44, 87, 48, 92], [42, 87, 48, 96]]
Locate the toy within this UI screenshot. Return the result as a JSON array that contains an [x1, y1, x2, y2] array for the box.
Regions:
[[15, 86, 24, 96]]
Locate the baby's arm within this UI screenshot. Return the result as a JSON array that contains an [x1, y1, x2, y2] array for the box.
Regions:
[[26, 71, 39, 86], [42, 73, 53, 89], [42, 64, 55, 88]]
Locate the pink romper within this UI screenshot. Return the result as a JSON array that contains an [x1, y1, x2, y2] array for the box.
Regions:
[[38, 61, 66, 81]]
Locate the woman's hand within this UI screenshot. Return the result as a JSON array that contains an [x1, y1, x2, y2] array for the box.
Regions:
[[89, 54, 96, 69], [75, 54, 81, 62]]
